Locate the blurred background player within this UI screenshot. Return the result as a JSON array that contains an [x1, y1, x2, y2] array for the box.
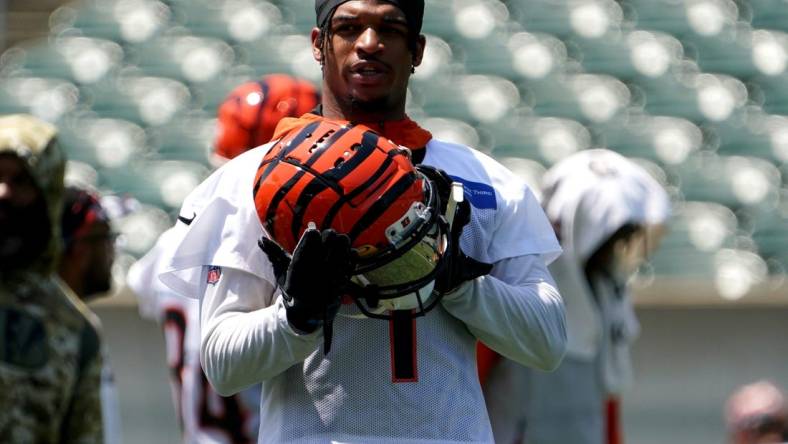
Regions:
[[211, 73, 321, 167], [726, 380, 788, 444], [127, 74, 319, 443], [483, 149, 670, 444], [59, 185, 123, 444], [0, 114, 104, 442]]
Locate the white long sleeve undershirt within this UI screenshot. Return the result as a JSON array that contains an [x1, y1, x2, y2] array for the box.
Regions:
[[199, 254, 566, 396]]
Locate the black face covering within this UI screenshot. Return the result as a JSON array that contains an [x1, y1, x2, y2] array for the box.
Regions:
[[315, 0, 425, 35], [0, 196, 52, 271]]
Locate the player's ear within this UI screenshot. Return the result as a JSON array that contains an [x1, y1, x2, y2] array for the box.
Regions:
[[311, 27, 324, 64], [411, 34, 427, 67]]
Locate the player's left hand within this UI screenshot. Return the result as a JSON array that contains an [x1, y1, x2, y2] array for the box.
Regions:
[[428, 174, 493, 295]]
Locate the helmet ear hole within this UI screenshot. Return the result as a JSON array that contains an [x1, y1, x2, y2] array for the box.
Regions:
[[334, 158, 345, 168]]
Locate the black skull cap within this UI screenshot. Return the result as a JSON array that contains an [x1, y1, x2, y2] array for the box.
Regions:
[[315, 0, 424, 35]]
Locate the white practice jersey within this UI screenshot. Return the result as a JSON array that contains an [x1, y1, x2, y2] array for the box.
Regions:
[[128, 230, 261, 444], [485, 149, 671, 444], [159, 137, 566, 444]]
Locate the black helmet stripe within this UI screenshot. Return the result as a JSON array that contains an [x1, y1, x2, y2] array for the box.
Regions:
[[289, 129, 379, 240], [347, 171, 418, 242], [321, 157, 395, 230], [263, 122, 355, 236], [253, 120, 321, 196]]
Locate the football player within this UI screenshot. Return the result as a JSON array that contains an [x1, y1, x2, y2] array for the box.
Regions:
[[59, 186, 123, 443], [157, 1, 566, 442], [127, 74, 319, 443], [483, 149, 671, 444]]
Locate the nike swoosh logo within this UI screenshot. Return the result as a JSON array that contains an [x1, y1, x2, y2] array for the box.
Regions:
[[177, 212, 196, 225]]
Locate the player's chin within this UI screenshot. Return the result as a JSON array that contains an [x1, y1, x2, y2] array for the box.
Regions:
[[347, 92, 394, 112]]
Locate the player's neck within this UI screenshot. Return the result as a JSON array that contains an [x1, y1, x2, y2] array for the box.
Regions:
[[321, 93, 407, 123]]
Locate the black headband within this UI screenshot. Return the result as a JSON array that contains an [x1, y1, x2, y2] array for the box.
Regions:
[[315, 0, 424, 35]]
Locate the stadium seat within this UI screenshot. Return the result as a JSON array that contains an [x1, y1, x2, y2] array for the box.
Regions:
[[421, 117, 488, 152], [673, 152, 781, 211], [271, 0, 315, 34], [625, 0, 739, 37], [750, 72, 788, 115], [113, 202, 173, 256], [507, 0, 624, 38], [99, 159, 209, 209], [461, 30, 571, 80], [592, 113, 703, 166], [124, 34, 236, 85], [648, 200, 741, 279], [410, 35, 463, 86], [0, 76, 80, 123], [680, 24, 765, 78], [57, 114, 150, 169], [523, 73, 631, 123], [235, 33, 321, 82], [422, 0, 510, 41], [49, 0, 172, 45], [639, 69, 748, 122], [568, 30, 684, 79], [707, 109, 788, 165], [146, 113, 217, 164], [496, 156, 547, 199], [170, 0, 282, 43], [485, 115, 592, 165], [745, 206, 788, 275], [747, 0, 788, 31], [64, 160, 100, 189], [412, 73, 520, 124], [0, 36, 124, 85], [81, 72, 192, 126]]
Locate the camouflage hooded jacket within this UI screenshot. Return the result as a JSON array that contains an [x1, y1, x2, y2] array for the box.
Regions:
[[0, 115, 104, 443]]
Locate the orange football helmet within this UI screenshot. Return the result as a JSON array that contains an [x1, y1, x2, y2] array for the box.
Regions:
[[253, 119, 451, 319], [213, 74, 319, 161]]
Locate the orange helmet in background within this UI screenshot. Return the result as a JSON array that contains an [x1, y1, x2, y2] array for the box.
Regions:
[[213, 74, 319, 162], [253, 119, 450, 319]]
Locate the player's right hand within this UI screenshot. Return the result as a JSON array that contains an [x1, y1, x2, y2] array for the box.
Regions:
[[259, 228, 353, 353]]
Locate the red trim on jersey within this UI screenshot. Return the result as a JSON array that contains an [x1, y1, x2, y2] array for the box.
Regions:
[[605, 397, 623, 444], [476, 342, 502, 385]]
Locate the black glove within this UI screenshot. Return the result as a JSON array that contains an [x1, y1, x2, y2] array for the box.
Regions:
[[418, 166, 493, 295], [259, 228, 353, 354]]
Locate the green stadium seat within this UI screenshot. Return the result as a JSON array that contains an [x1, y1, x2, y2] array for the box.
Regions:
[[485, 115, 591, 165], [49, 0, 172, 45], [0, 76, 80, 123], [591, 113, 703, 166], [706, 109, 788, 165], [81, 73, 192, 126], [750, 72, 788, 115], [674, 152, 781, 211], [0, 36, 124, 85], [524, 73, 631, 123], [99, 159, 209, 210], [645, 202, 771, 297], [638, 70, 748, 122], [58, 113, 151, 168], [113, 203, 173, 256], [748, 0, 788, 31], [421, 117, 487, 152], [235, 33, 321, 82], [568, 30, 684, 79], [411, 74, 520, 124], [146, 113, 217, 164], [64, 160, 100, 189], [461, 30, 571, 80], [624, 0, 739, 37], [507, 0, 623, 38], [496, 156, 547, 198], [271, 0, 315, 34], [170, 0, 282, 43], [125, 34, 236, 85], [410, 35, 463, 87], [680, 25, 763, 78], [745, 206, 788, 274]]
